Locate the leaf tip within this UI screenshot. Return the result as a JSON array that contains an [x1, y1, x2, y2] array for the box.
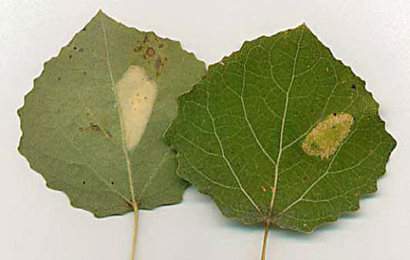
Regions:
[[95, 9, 110, 20], [298, 22, 311, 31]]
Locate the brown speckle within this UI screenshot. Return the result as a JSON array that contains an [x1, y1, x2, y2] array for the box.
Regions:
[[351, 84, 356, 90], [89, 123, 101, 132], [325, 67, 329, 73], [155, 56, 162, 72], [159, 43, 164, 48], [105, 130, 113, 139], [145, 47, 155, 57], [302, 176, 309, 182], [261, 186, 267, 193]]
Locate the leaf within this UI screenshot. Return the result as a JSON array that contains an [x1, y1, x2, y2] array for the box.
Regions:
[[18, 10, 206, 258], [165, 24, 396, 257]]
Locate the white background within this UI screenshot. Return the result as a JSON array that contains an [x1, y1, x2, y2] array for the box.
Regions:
[[1, 0, 409, 259]]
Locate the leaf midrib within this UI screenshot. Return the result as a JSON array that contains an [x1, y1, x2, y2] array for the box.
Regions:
[[100, 15, 137, 208], [268, 26, 305, 220]]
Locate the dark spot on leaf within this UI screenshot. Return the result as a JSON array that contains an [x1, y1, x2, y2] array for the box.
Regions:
[[105, 130, 113, 139], [73, 46, 77, 50], [69, 55, 72, 59], [78, 48, 84, 53], [303, 176, 309, 182], [80, 123, 102, 133], [333, 112, 337, 116], [57, 76, 61, 81], [144, 96, 147, 100], [83, 181, 86, 185], [155, 56, 162, 72], [89, 123, 101, 132], [111, 181, 114, 185], [159, 43, 164, 48], [82, 27, 86, 31], [143, 35, 149, 43], [86, 112, 90, 116], [145, 47, 155, 57], [351, 84, 356, 90]]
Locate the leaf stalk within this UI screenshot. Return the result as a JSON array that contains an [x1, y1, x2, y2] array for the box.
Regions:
[[261, 221, 270, 260], [131, 204, 139, 260]]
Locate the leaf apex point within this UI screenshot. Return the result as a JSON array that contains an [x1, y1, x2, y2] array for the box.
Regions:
[[96, 9, 108, 18], [299, 22, 311, 30]]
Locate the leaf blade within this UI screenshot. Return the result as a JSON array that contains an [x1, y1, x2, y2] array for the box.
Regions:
[[166, 24, 396, 231], [18, 11, 206, 217]]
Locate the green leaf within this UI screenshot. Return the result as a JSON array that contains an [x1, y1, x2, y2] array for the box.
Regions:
[[166, 24, 396, 241], [18, 11, 206, 257]]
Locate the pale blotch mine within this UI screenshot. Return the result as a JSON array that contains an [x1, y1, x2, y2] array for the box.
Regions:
[[302, 113, 354, 159], [116, 65, 157, 150]]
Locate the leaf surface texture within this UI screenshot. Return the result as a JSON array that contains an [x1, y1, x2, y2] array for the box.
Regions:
[[18, 11, 206, 217], [166, 25, 396, 231]]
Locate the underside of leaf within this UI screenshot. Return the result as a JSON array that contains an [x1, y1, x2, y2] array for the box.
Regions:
[[18, 11, 206, 218]]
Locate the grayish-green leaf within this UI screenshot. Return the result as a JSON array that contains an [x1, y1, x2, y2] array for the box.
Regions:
[[18, 11, 206, 217], [166, 24, 396, 232]]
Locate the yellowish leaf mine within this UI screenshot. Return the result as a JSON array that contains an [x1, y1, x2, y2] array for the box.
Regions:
[[302, 113, 354, 159], [116, 65, 158, 150]]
